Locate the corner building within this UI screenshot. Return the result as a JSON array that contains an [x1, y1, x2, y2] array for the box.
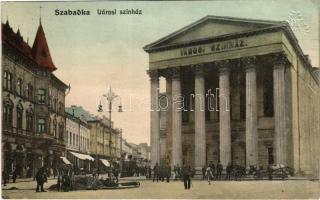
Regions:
[[2, 20, 68, 177], [144, 16, 320, 178]]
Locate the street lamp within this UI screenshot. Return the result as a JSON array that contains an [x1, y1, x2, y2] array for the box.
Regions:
[[98, 86, 122, 163]]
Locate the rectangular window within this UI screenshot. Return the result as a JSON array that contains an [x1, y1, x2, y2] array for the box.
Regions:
[[37, 89, 46, 104], [37, 118, 46, 133], [69, 132, 72, 145]]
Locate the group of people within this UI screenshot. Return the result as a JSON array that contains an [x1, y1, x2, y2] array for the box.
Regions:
[[152, 163, 172, 182], [2, 168, 17, 186], [151, 163, 195, 190], [202, 161, 225, 184]]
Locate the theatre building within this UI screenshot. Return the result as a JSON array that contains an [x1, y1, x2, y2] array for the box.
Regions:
[[2, 20, 68, 177], [144, 16, 320, 178]]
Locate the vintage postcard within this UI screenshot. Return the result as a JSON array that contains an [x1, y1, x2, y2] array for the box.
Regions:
[[1, 0, 320, 199]]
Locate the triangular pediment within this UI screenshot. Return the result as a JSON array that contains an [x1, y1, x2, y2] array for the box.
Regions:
[[144, 15, 286, 52]]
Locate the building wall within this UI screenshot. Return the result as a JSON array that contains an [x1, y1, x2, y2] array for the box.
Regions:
[[2, 50, 36, 177], [282, 32, 320, 178], [2, 41, 67, 177]]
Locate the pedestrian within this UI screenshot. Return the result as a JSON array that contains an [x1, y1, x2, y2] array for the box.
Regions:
[[182, 164, 191, 190], [2, 170, 8, 186], [35, 167, 48, 192], [12, 168, 17, 183], [217, 161, 223, 180], [267, 164, 273, 180], [202, 166, 206, 180], [57, 174, 61, 191], [226, 162, 232, 180], [166, 164, 171, 183], [148, 166, 152, 179], [153, 162, 159, 182], [114, 167, 119, 183], [210, 162, 216, 180], [160, 165, 165, 182], [177, 164, 181, 179], [205, 166, 214, 185]]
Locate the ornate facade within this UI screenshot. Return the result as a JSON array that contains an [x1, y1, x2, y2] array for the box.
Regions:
[[2, 20, 68, 177], [144, 16, 320, 178]]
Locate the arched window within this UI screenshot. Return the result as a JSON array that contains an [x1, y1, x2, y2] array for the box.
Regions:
[[53, 119, 57, 137], [59, 122, 64, 140], [37, 118, 46, 133], [3, 99, 13, 127], [26, 107, 34, 131], [16, 103, 23, 129], [53, 98, 57, 112], [16, 78, 22, 96], [3, 71, 13, 91], [26, 83, 33, 101]]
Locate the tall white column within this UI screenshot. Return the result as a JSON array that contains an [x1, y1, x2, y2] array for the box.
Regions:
[[165, 77, 173, 167], [193, 65, 206, 170], [243, 57, 258, 167], [171, 68, 182, 167], [273, 53, 288, 165], [218, 60, 231, 167], [148, 70, 160, 167]]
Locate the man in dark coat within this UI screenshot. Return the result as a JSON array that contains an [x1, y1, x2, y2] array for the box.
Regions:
[[12, 168, 17, 183], [226, 162, 232, 180], [160, 165, 165, 182], [148, 166, 152, 179], [166, 164, 171, 182], [35, 167, 48, 192], [182, 164, 191, 190], [113, 167, 119, 183], [209, 162, 216, 180], [2, 170, 8, 186], [216, 161, 223, 180], [153, 162, 159, 182], [202, 166, 206, 180]]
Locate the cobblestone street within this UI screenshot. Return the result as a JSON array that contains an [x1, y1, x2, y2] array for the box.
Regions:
[[2, 178, 320, 199]]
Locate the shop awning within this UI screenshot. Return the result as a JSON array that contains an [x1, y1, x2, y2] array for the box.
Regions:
[[70, 151, 94, 161], [100, 159, 110, 167], [60, 156, 71, 165]]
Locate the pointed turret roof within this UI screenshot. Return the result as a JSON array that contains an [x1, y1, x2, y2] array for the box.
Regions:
[[32, 22, 57, 71]]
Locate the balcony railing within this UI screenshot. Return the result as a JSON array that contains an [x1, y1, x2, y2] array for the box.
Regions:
[[2, 126, 34, 136]]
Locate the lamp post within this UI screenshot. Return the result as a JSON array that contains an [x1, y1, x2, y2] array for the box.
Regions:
[[98, 86, 122, 163], [119, 128, 123, 176]]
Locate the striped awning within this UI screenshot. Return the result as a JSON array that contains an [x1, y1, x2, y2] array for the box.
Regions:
[[60, 156, 71, 165], [100, 159, 110, 167], [70, 151, 94, 161]]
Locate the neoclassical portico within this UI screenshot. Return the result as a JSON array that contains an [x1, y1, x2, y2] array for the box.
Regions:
[[144, 15, 320, 178], [147, 53, 289, 170]]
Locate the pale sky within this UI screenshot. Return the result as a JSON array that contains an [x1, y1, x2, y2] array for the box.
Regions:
[[1, 0, 319, 145]]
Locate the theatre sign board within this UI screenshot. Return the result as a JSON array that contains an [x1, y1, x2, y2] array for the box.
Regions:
[[145, 18, 297, 69]]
